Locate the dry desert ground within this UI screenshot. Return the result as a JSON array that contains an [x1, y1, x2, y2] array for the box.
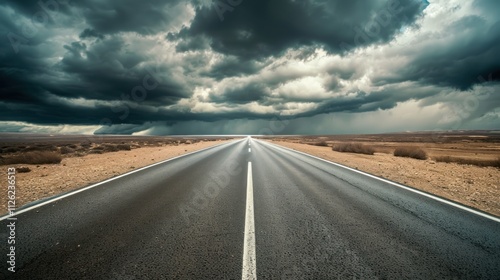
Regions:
[[2, 132, 499, 217], [0, 134, 236, 214], [261, 131, 500, 216]]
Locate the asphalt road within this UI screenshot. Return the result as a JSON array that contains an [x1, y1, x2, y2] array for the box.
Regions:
[[1, 137, 500, 279]]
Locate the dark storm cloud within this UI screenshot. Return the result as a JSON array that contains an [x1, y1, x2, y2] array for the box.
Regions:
[[0, 0, 192, 126], [294, 86, 440, 119], [72, 0, 187, 35], [210, 83, 270, 104], [1, 0, 499, 135], [2, 0, 72, 23], [202, 56, 264, 81], [180, 0, 428, 58], [79, 28, 105, 40], [377, 15, 500, 90], [0, 90, 271, 126], [94, 123, 151, 135], [173, 34, 211, 52], [2, 34, 189, 100], [55, 37, 185, 104]]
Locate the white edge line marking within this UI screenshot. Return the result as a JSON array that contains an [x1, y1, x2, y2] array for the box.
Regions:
[[0, 138, 245, 222], [242, 162, 257, 280], [258, 139, 500, 223]]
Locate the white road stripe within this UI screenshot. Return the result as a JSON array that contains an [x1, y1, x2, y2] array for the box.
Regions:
[[249, 148, 251, 153], [259, 140, 500, 223], [242, 162, 257, 280], [0, 138, 246, 222]]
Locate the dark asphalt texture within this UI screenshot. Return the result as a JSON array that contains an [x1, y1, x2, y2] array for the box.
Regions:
[[1, 137, 500, 279]]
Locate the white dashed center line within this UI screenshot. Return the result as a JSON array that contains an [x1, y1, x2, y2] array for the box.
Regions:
[[242, 162, 256, 280]]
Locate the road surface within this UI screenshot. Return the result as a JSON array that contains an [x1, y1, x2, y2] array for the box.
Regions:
[[2, 137, 500, 279]]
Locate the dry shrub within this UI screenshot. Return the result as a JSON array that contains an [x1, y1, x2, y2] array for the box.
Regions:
[[332, 143, 375, 155], [22, 147, 40, 152], [116, 144, 131, 151], [89, 149, 103, 154], [311, 141, 329, 147], [1, 151, 62, 165], [394, 147, 427, 160], [17, 167, 31, 173], [435, 156, 500, 168], [102, 144, 119, 152], [23, 145, 58, 152], [81, 142, 92, 148], [60, 146, 75, 154], [87, 144, 131, 154], [1, 147, 21, 154]]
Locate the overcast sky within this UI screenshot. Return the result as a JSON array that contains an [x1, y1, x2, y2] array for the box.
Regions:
[[0, 0, 499, 135]]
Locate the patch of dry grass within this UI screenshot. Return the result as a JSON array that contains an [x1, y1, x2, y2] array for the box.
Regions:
[[84, 143, 132, 154], [310, 141, 329, 147], [434, 156, 500, 168], [17, 166, 31, 173], [1, 147, 21, 153], [332, 143, 375, 155], [116, 144, 131, 151], [23, 145, 58, 153], [0, 151, 62, 165], [60, 146, 75, 154], [393, 147, 428, 160], [81, 142, 92, 148]]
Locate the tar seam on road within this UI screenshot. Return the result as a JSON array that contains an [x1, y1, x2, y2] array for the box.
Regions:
[[0, 139, 245, 222], [261, 140, 500, 223], [242, 161, 257, 280]]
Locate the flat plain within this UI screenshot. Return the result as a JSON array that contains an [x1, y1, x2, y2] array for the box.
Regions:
[[0, 134, 235, 214], [261, 131, 500, 216], [1, 131, 499, 217]]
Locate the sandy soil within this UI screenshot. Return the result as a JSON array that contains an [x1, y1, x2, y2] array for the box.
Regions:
[[266, 140, 500, 217], [1, 139, 233, 215]]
